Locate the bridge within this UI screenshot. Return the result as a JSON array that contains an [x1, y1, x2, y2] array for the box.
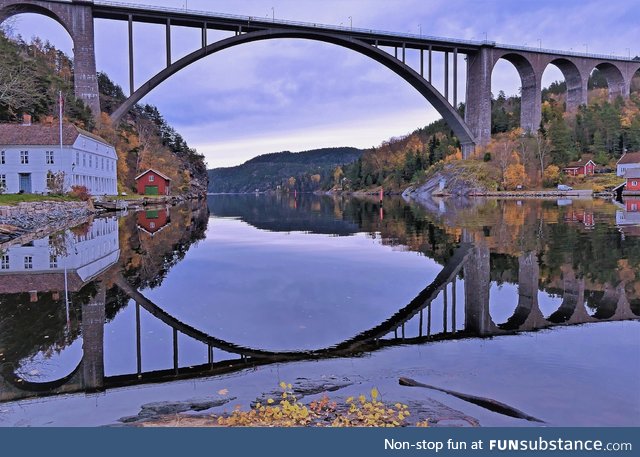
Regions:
[[1, 0, 639, 155], [1, 242, 637, 403]]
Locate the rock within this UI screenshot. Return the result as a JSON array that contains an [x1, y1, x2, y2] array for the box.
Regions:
[[118, 396, 236, 424]]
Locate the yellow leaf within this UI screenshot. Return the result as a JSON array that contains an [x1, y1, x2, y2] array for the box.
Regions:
[[279, 381, 287, 389], [370, 387, 379, 401], [267, 398, 274, 404], [217, 388, 229, 395]]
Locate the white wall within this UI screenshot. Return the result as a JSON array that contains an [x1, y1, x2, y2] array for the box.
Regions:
[[617, 163, 640, 177], [0, 216, 120, 283], [0, 134, 118, 195]]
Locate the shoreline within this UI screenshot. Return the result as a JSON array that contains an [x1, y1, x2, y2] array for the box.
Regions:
[[0, 200, 96, 247]]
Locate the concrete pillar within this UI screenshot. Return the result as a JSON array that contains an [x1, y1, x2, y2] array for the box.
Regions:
[[81, 281, 105, 390], [69, 3, 101, 117], [463, 239, 493, 335], [465, 47, 493, 147], [520, 66, 542, 133]]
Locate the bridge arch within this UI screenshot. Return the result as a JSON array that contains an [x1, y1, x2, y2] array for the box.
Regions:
[[0, 2, 70, 35], [590, 62, 627, 100], [110, 29, 476, 151], [489, 52, 540, 133], [543, 58, 586, 112]]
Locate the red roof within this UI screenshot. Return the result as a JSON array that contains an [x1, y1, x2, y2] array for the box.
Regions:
[[0, 272, 84, 294], [617, 151, 640, 165], [135, 169, 172, 181], [0, 122, 112, 147]]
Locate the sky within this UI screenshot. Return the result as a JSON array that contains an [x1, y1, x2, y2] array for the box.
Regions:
[[6, 0, 640, 168]]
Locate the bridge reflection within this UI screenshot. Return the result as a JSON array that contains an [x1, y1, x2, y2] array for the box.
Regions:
[[1, 234, 637, 403]]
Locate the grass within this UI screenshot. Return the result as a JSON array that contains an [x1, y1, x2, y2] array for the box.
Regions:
[[0, 194, 80, 206], [565, 173, 624, 191]]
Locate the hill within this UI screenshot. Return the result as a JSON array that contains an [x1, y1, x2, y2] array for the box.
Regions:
[[208, 147, 363, 193]]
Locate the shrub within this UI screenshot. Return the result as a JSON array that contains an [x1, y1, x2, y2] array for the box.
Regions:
[[69, 185, 91, 201], [543, 165, 561, 187]]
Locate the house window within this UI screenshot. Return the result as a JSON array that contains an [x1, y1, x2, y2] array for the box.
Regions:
[[0, 150, 4, 164], [102, 157, 104, 170], [150, 222, 156, 229], [149, 174, 155, 182], [632, 204, 638, 211], [633, 181, 638, 187], [24, 256, 33, 269], [46, 150, 54, 164], [20, 150, 29, 164], [89, 155, 92, 168], [49, 255, 58, 268], [76, 152, 80, 167], [83, 154, 86, 167], [0, 174, 6, 190], [1, 255, 8, 270]]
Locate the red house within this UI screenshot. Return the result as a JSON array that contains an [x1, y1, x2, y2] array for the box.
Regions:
[[135, 169, 171, 196], [563, 155, 596, 176], [625, 198, 640, 212], [137, 207, 170, 235], [624, 169, 640, 195]]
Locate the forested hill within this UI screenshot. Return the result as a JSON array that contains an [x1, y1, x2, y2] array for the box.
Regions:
[[208, 147, 363, 193]]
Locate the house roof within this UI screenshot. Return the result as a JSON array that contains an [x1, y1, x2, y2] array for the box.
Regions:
[[566, 155, 595, 168], [0, 122, 113, 147], [624, 169, 640, 179], [617, 151, 640, 165], [135, 168, 172, 181], [0, 271, 84, 294]]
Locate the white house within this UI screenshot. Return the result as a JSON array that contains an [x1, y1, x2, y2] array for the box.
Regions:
[[0, 216, 120, 295], [616, 151, 640, 177], [0, 116, 118, 195]]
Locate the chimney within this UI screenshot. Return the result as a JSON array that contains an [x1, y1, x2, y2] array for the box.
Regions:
[[22, 113, 32, 126], [44, 115, 54, 126]]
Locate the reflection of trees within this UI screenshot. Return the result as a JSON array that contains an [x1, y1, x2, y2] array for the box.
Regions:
[[0, 283, 96, 366], [117, 200, 209, 290]]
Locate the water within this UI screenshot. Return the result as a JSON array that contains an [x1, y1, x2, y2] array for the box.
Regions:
[[0, 195, 638, 426]]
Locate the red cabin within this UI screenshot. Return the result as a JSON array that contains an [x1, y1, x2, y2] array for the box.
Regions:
[[625, 169, 640, 194], [135, 169, 171, 196], [137, 207, 170, 235], [563, 156, 596, 176]]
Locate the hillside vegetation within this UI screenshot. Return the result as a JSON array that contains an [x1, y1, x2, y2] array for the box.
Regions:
[[0, 28, 207, 196], [337, 69, 640, 192], [208, 147, 362, 193]]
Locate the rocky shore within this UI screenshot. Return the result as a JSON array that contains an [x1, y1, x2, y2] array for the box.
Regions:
[[0, 200, 95, 247]]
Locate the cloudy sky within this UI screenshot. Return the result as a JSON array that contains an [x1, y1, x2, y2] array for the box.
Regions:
[[9, 0, 640, 168]]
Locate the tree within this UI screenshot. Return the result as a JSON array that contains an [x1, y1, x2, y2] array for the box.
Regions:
[[46, 170, 65, 194], [543, 165, 561, 187], [535, 130, 551, 181], [504, 163, 526, 190]]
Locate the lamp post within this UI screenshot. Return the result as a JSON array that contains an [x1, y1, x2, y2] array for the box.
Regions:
[[348, 16, 352, 30], [537, 38, 542, 50], [271, 7, 274, 22], [419, 24, 422, 38]]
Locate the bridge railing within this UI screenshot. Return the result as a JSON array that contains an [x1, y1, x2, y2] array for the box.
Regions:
[[495, 42, 635, 62]]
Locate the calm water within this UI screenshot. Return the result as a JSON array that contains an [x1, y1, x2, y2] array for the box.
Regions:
[[0, 195, 638, 426]]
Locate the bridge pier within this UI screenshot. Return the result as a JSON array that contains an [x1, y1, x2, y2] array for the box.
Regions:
[[81, 281, 105, 391], [465, 47, 493, 149], [463, 237, 494, 335]]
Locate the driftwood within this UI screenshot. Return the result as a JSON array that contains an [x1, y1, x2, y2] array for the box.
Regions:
[[399, 377, 545, 423]]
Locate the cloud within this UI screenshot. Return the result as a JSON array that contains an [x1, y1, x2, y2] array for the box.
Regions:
[[6, 0, 640, 168]]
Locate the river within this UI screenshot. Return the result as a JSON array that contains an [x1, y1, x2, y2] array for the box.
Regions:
[[0, 195, 638, 426]]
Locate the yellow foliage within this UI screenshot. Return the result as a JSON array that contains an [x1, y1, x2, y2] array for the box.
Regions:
[[504, 163, 526, 190], [214, 383, 425, 428]]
